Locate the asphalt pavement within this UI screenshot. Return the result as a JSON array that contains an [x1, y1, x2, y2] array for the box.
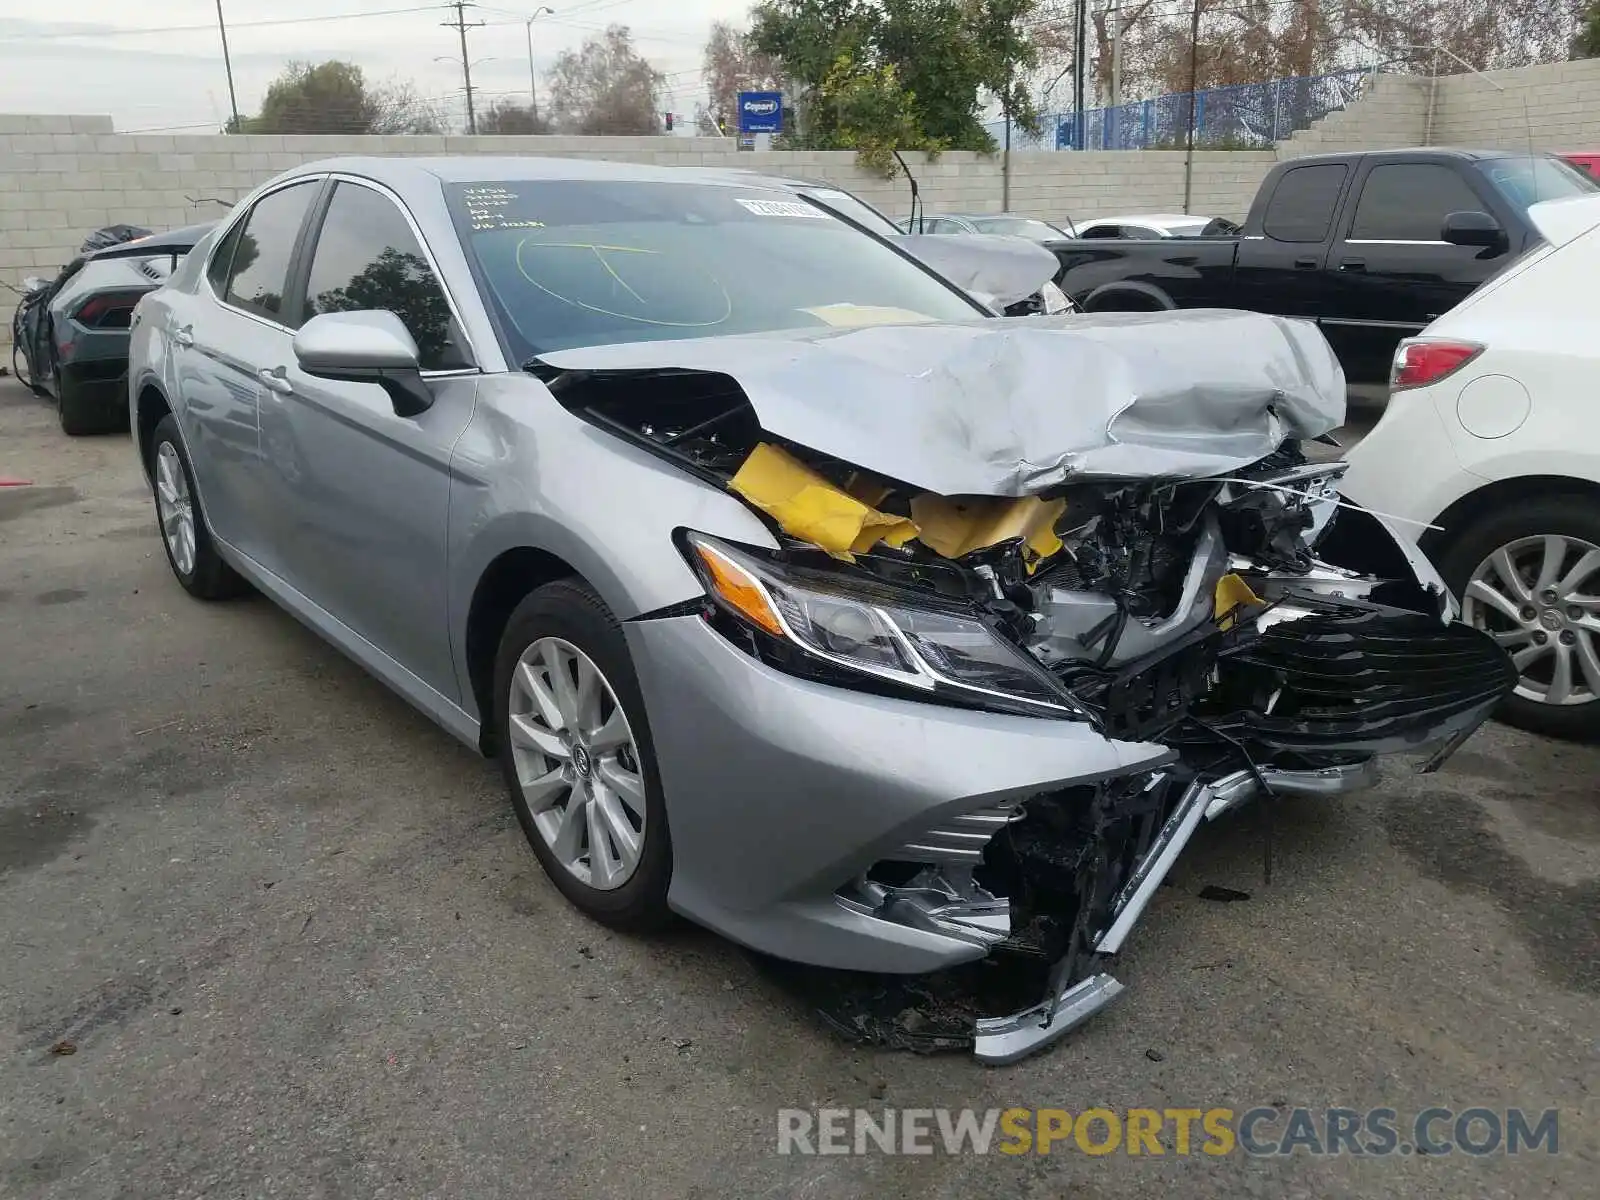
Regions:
[[1, 379, 1595, 1198]]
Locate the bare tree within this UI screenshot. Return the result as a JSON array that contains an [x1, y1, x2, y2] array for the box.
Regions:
[[368, 77, 448, 135], [1029, 0, 1590, 114], [478, 98, 552, 134], [701, 20, 784, 131], [545, 25, 666, 135]]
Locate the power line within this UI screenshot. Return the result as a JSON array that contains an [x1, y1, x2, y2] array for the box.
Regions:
[[0, 6, 450, 42]]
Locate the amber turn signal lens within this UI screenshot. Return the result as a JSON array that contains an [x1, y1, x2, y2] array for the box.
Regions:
[[693, 542, 786, 638]]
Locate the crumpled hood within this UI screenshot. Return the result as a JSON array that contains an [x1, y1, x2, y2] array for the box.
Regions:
[[887, 232, 1060, 306], [536, 309, 1346, 496]]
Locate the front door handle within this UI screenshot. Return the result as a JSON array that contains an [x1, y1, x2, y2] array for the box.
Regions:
[[258, 366, 294, 395], [1338, 259, 1367, 272], [1293, 257, 1319, 270], [173, 325, 194, 348]]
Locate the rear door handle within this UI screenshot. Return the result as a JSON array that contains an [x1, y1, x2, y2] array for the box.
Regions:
[[173, 325, 194, 348], [1293, 257, 1319, 270], [1338, 259, 1367, 272], [257, 366, 294, 395]]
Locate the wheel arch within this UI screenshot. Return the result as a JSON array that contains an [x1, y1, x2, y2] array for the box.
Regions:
[[134, 379, 172, 479], [1081, 281, 1176, 312], [1422, 474, 1600, 559], [464, 546, 585, 757]]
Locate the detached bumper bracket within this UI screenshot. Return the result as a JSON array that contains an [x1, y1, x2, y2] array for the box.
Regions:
[[972, 973, 1126, 1065]]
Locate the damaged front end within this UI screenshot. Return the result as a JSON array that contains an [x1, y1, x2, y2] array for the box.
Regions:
[[534, 313, 1516, 1063]]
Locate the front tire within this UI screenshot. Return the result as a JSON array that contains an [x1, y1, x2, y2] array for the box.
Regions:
[[1439, 494, 1600, 740], [150, 414, 247, 600], [493, 580, 673, 931]]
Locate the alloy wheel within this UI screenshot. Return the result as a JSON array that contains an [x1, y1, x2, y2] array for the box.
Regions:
[[154, 442, 196, 577], [507, 636, 647, 891], [1462, 534, 1600, 707]]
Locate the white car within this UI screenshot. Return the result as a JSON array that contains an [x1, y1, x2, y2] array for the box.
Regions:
[[1341, 192, 1600, 739], [1074, 214, 1238, 239]]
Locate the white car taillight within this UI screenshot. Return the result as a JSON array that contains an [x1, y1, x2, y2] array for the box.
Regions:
[[1391, 338, 1485, 392]]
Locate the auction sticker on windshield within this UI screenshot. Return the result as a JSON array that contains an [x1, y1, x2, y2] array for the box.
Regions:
[[734, 198, 830, 219]]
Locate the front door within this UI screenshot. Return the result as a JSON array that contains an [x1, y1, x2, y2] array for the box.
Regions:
[[257, 178, 479, 700], [1320, 160, 1510, 384]]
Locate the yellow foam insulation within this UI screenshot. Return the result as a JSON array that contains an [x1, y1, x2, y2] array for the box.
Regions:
[[729, 443, 919, 560], [1213, 572, 1262, 629], [910, 494, 1067, 574]]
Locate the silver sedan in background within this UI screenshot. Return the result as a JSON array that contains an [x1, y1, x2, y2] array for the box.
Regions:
[[127, 157, 1511, 1062]]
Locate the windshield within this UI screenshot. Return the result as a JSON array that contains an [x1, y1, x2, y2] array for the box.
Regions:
[[449, 180, 983, 358], [968, 216, 1072, 241], [1475, 156, 1599, 210]]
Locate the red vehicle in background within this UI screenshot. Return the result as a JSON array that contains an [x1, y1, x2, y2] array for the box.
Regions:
[[1562, 153, 1600, 180]]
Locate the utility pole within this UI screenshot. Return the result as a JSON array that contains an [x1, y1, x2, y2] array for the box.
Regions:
[[1110, 4, 1123, 146], [1072, 0, 1088, 150], [525, 6, 554, 124], [444, 1, 486, 135], [214, 0, 240, 131], [1111, 5, 1122, 109], [1182, 0, 1201, 213]]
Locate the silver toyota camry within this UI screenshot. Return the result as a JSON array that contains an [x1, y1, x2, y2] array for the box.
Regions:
[[127, 157, 1514, 1063]]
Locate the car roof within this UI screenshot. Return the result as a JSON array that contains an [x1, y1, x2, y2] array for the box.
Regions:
[[932, 212, 1052, 222], [1281, 146, 1550, 168], [1081, 214, 1206, 226], [276, 156, 828, 190]]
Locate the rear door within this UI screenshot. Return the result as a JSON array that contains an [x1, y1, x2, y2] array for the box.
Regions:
[[175, 178, 322, 568], [1232, 160, 1351, 320], [1320, 159, 1511, 383], [257, 177, 479, 699]]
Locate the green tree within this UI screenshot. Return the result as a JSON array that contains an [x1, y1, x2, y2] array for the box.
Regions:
[[1578, 0, 1600, 56], [233, 61, 443, 135], [750, 0, 1040, 174]]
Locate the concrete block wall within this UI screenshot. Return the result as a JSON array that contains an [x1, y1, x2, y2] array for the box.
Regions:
[[1427, 57, 1600, 150], [0, 113, 1275, 349], [1276, 74, 1430, 159]]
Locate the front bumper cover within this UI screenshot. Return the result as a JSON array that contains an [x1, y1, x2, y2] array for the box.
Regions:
[[970, 760, 1375, 1064]]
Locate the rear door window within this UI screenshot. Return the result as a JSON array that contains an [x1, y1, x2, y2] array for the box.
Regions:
[[222, 182, 319, 322], [1348, 164, 1484, 241], [1261, 164, 1348, 243]]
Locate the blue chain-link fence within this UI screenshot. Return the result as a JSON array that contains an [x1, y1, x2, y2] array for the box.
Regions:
[[986, 68, 1377, 151]]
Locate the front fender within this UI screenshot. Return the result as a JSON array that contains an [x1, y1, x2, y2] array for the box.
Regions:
[[446, 376, 779, 706]]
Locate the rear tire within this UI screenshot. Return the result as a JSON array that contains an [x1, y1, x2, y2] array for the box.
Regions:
[[1438, 494, 1600, 741], [149, 414, 248, 600], [57, 380, 122, 436], [494, 579, 673, 931]]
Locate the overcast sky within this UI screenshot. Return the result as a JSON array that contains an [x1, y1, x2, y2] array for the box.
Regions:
[[0, 1, 746, 133]]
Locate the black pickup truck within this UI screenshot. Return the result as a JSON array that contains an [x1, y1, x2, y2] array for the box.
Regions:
[[1051, 148, 1598, 383]]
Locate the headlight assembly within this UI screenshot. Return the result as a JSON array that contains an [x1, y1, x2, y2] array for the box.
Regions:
[[681, 532, 1085, 719], [1039, 281, 1075, 315]]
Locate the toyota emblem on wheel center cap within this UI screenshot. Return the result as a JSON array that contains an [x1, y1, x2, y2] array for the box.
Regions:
[[571, 743, 593, 778]]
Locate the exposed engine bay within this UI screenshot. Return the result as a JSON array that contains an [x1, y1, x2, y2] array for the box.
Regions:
[[533, 313, 1516, 1062]]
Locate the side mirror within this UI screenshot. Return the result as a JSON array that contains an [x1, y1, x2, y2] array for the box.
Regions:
[[1441, 210, 1508, 254], [293, 310, 432, 417]]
